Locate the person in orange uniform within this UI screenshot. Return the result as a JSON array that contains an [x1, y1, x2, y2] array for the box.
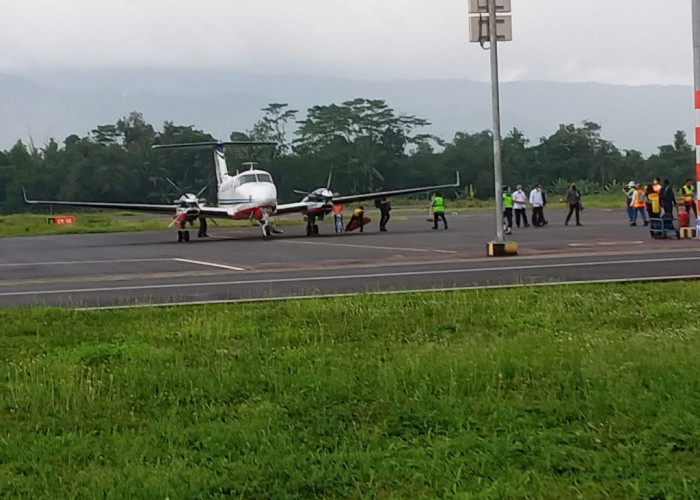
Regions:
[[630, 183, 648, 226]]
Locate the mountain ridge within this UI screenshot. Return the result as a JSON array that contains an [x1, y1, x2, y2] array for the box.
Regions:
[[1, 70, 693, 156]]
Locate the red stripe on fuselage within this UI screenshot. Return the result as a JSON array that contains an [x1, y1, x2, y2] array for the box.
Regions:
[[232, 205, 276, 219]]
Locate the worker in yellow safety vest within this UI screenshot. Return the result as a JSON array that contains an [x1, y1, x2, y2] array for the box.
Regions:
[[431, 192, 447, 230], [680, 179, 697, 218]]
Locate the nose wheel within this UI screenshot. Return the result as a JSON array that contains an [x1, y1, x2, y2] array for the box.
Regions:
[[177, 230, 190, 242]]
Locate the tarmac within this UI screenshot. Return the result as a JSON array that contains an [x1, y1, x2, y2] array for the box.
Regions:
[[1, 207, 699, 308]]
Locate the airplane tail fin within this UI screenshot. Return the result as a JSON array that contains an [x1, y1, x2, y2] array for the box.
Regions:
[[212, 144, 228, 188], [152, 140, 277, 189]]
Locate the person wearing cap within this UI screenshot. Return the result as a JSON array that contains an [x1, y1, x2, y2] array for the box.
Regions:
[[512, 184, 529, 228], [623, 181, 636, 223], [502, 185, 513, 234]]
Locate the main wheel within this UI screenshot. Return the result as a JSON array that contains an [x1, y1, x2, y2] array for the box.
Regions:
[[313, 224, 319, 235], [184, 231, 190, 242]]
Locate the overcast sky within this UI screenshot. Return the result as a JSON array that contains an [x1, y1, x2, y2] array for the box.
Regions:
[[1, 0, 694, 86]]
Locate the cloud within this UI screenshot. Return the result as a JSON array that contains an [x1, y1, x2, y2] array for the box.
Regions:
[[1, 0, 694, 85]]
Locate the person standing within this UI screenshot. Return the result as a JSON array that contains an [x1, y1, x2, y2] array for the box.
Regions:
[[623, 181, 636, 223], [512, 184, 529, 227], [432, 192, 448, 230], [529, 184, 545, 227], [661, 179, 678, 218], [198, 216, 208, 238], [564, 182, 582, 226], [378, 197, 391, 232], [502, 186, 513, 234], [681, 179, 697, 218], [646, 184, 661, 237], [630, 183, 648, 226], [333, 204, 344, 233]]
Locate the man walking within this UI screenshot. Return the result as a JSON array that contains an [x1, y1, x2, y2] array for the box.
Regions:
[[502, 185, 513, 234], [529, 184, 546, 227], [512, 184, 529, 228], [564, 181, 582, 226], [378, 196, 391, 232], [432, 192, 448, 230]]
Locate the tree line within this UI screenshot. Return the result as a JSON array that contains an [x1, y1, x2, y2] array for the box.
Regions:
[[0, 99, 694, 214]]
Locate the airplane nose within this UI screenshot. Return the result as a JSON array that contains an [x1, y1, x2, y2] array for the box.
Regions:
[[247, 183, 277, 206]]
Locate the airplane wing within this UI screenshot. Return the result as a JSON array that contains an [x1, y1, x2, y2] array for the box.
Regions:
[[23, 190, 238, 218], [274, 201, 317, 215], [23, 193, 177, 214], [332, 171, 460, 204]]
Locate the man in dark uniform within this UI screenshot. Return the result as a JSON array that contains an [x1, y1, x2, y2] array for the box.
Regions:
[[378, 197, 391, 231]]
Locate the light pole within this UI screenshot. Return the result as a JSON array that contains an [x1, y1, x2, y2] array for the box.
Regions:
[[488, 0, 504, 243], [468, 0, 516, 255]]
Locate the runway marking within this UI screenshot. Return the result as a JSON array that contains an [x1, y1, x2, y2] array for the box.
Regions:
[[280, 239, 458, 254], [79, 273, 700, 310], [3, 255, 700, 298], [173, 258, 245, 271], [570, 240, 644, 247], [0, 258, 170, 267]]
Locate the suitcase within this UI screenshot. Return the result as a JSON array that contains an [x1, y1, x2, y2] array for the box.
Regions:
[[678, 211, 689, 228], [346, 216, 371, 232]]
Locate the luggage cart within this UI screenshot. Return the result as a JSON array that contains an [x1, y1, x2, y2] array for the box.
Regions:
[[649, 217, 680, 239]]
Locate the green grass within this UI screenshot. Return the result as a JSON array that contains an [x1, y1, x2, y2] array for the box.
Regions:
[[1, 283, 699, 499], [0, 211, 309, 238]]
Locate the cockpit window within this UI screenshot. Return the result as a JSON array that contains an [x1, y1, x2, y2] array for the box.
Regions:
[[256, 173, 273, 183], [239, 174, 257, 185]]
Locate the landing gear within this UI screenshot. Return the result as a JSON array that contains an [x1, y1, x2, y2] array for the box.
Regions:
[[305, 215, 320, 236]]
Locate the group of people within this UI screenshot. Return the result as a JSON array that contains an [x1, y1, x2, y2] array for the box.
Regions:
[[333, 194, 396, 233], [502, 183, 554, 234], [623, 178, 697, 229], [333, 190, 449, 234]]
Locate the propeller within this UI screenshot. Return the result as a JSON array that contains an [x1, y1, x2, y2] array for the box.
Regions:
[[294, 170, 338, 202], [165, 178, 208, 204]]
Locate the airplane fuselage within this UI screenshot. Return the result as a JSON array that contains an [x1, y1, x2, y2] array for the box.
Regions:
[[217, 170, 278, 219]]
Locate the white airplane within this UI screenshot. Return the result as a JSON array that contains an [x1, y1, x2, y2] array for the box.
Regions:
[[24, 141, 460, 241]]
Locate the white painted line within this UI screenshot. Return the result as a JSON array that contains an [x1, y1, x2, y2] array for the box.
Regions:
[[281, 239, 457, 254], [77, 273, 700, 310], [173, 258, 245, 271], [0, 258, 170, 267], [3, 255, 700, 298]]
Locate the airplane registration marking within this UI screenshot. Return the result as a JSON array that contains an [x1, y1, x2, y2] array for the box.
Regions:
[[280, 240, 458, 254], [2, 255, 700, 297], [173, 258, 245, 271]]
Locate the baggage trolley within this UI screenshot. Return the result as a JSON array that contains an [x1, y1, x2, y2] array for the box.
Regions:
[[649, 217, 680, 239]]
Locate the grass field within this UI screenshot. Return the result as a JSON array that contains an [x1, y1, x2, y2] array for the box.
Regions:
[[1, 283, 698, 499]]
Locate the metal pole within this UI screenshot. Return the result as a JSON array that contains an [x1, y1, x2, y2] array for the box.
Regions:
[[489, 0, 504, 242], [693, 0, 700, 237]]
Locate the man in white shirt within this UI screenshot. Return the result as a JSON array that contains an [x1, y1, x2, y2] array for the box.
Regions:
[[512, 184, 530, 228], [529, 184, 547, 227]]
